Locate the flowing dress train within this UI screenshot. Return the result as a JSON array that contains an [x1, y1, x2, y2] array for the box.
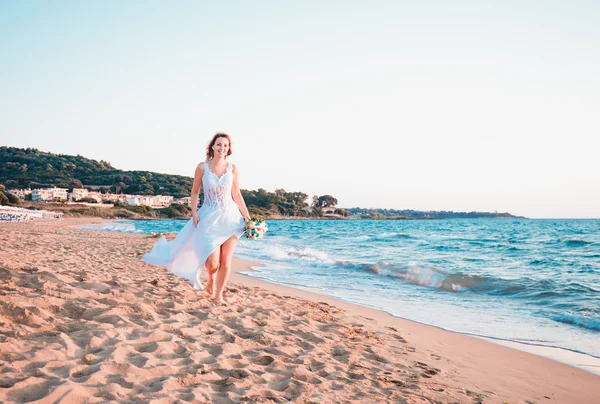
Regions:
[[142, 161, 245, 289]]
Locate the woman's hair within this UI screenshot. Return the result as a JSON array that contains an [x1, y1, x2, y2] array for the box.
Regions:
[[206, 132, 233, 160]]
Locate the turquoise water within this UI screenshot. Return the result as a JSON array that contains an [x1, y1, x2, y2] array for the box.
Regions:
[[83, 218, 600, 358]]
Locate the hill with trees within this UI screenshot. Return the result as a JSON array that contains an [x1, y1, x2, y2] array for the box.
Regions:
[[1, 146, 522, 219], [0, 147, 329, 217], [0, 146, 192, 198]]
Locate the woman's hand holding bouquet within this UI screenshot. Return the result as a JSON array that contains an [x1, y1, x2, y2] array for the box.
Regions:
[[244, 216, 268, 240]]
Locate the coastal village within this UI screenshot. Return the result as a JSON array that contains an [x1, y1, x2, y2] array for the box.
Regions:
[[1, 186, 192, 222], [7, 186, 189, 207], [0, 186, 341, 222]]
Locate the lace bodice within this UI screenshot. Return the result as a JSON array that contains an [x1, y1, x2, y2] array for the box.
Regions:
[[202, 161, 234, 208]]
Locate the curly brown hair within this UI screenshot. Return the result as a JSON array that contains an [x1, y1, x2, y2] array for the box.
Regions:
[[206, 133, 232, 161]]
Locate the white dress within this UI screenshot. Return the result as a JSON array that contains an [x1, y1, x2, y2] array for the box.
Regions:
[[143, 161, 245, 289]]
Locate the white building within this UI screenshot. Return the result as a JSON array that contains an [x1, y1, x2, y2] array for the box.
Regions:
[[100, 193, 129, 204], [174, 197, 192, 207], [71, 188, 89, 201], [32, 188, 68, 201], [125, 194, 174, 207], [153, 195, 174, 207], [8, 188, 32, 200], [63, 188, 179, 207], [126, 196, 140, 206], [71, 188, 105, 203], [127, 195, 155, 206], [88, 191, 104, 203], [101, 193, 117, 202]]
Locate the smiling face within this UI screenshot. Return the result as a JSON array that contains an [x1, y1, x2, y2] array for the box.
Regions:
[[206, 133, 233, 161], [212, 137, 230, 158]]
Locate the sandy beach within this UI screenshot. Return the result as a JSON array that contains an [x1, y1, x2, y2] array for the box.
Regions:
[[1, 219, 599, 403]]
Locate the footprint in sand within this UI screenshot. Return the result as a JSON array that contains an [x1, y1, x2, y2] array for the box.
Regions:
[[331, 346, 351, 363], [465, 389, 487, 403], [24, 361, 48, 371], [126, 329, 150, 341], [413, 361, 440, 378], [229, 369, 250, 379], [296, 340, 314, 351], [127, 354, 149, 368], [222, 332, 236, 343], [70, 365, 101, 382], [306, 360, 325, 372], [134, 342, 158, 353], [74, 282, 111, 294], [253, 355, 275, 366], [206, 345, 224, 357], [211, 377, 236, 393], [348, 371, 367, 380], [234, 329, 257, 340], [0, 377, 20, 389], [141, 377, 165, 393], [391, 333, 407, 343], [295, 330, 325, 345], [268, 379, 290, 392], [6, 380, 59, 403], [96, 314, 125, 325]]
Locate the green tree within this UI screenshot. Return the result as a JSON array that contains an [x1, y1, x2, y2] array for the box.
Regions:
[[334, 208, 349, 217], [76, 197, 100, 203], [312, 195, 338, 209], [65, 178, 83, 188]]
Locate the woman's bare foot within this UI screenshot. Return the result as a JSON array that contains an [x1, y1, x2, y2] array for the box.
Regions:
[[213, 294, 228, 305], [206, 280, 216, 298]]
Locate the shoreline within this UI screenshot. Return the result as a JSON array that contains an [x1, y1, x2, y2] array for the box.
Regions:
[[230, 261, 600, 376], [1, 218, 598, 402], [73, 217, 600, 373], [241, 272, 600, 372]]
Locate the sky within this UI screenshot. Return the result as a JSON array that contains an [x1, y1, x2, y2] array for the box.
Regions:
[[1, 1, 599, 218]]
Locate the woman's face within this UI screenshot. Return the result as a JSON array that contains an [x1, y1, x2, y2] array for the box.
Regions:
[[213, 137, 230, 157]]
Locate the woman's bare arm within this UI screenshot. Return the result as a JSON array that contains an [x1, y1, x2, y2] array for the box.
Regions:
[[190, 163, 204, 226], [231, 164, 251, 221]]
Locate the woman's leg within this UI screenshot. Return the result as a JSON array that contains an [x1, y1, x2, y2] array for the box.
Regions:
[[205, 248, 220, 298], [214, 235, 239, 303]]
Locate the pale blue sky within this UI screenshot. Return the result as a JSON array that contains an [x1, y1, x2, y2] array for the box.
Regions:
[[1, 1, 599, 218]]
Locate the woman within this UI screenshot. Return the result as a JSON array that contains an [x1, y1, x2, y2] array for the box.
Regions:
[[143, 133, 251, 303]]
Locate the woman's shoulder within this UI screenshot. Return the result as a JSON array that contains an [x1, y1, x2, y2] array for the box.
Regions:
[[195, 161, 206, 173]]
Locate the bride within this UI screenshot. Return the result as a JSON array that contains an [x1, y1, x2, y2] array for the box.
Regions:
[[143, 133, 251, 303]]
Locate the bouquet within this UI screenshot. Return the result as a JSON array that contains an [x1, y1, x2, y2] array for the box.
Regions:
[[244, 216, 268, 240]]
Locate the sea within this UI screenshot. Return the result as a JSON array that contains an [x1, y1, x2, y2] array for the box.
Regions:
[[83, 218, 600, 364]]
